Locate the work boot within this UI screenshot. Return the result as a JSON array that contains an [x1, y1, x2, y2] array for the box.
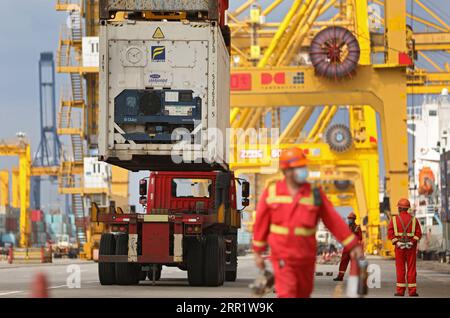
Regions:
[[394, 293, 404, 297], [333, 276, 343, 281], [409, 293, 419, 297]]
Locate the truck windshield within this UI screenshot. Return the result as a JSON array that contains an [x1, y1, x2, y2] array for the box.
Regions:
[[172, 179, 212, 198]]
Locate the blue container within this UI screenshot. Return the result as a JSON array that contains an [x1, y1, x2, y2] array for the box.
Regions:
[[2, 233, 16, 246], [53, 215, 63, 224]]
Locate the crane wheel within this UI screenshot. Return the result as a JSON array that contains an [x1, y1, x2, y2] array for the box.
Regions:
[[98, 233, 116, 285], [325, 124, 353, 152], [187, 238, 204, 286], [115, 233, 140, 285], [309, 26, 360, 80]]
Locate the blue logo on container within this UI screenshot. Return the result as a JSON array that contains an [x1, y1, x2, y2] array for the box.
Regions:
[[151, 46, 165, 62]]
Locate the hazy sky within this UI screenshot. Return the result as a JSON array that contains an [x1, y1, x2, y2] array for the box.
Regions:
[[0, 0, 449, 211]]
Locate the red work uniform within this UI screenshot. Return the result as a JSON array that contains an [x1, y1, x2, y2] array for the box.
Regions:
[[337, 223, 363, 279], [252, 179, 359, 298], [387, 211, 422, 296]]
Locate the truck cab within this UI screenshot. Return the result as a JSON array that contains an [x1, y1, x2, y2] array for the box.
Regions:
[[96, 170, 250, 286]]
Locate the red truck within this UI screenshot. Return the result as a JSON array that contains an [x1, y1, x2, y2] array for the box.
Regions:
[[96, 170, 249, 286]]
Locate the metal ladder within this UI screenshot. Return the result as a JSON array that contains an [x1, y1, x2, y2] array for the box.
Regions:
[[72, 193, 86, 245]]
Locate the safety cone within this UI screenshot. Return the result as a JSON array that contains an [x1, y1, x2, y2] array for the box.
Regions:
[[30, 272, 49, 298]]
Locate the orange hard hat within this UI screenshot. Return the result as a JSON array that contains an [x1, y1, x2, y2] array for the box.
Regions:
[[279, 147, 308, 170], [347, 212, 356, 219], [397, 198, 411, 209]]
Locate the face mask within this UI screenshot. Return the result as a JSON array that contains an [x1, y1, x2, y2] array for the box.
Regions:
[[293, 167, 309, 184]]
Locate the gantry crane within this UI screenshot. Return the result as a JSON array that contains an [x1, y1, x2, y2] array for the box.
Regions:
[[228, 0, 450, 255], [0, 137, 31, 247], [228, 0, 410, 255]]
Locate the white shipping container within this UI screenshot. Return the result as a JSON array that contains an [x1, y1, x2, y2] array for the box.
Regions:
[[99, 20, 230, 171], [84, 157, 111, 189]]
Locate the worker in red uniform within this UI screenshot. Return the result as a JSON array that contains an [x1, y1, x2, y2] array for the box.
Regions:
[[333, 212, 363, 281], [252, 147, 363, 298], [388, 198, 422, 297]]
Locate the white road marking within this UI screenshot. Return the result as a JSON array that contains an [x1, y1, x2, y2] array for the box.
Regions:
[[0, 291, 24, 296], [48, 285, 68, 289]]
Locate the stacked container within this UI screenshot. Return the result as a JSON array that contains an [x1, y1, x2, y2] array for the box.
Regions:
[[30, 210, 47, 246]]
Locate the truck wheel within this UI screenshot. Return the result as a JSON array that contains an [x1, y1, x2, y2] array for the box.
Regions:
[[139, 270, 147, 281], [218, 237, 225, 285], [225, 238, 238, 282], [147, 265, 162, 281], [115, 234, 139, 285], [187, 239, 204, 286], [99, 233, 116, 285], [204, 235, 223, 287]]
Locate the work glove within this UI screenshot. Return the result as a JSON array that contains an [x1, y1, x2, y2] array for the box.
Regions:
[[404, 242, 413, 249], [396, 242, 405, 249]]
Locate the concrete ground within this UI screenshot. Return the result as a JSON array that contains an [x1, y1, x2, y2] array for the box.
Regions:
[[0, 255, 449, 298]]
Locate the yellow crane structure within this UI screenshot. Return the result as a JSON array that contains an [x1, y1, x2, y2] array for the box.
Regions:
[[228, 0, 450, 255], [0, 170, 8, 213], [0, 138, 31, 247], [228, 0, 417, 256], [55, 0, 129, 259]]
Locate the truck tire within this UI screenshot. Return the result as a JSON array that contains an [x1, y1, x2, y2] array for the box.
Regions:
[[99, 233, 116, 285], [225, 238, 238, 282], [115, 233, 139, 285], [204, 235, 223, 287], [219, 237, 225, 285], [139, 270, 147, 281], [187, 239, 204, 286], [147, 266, 162, 281]]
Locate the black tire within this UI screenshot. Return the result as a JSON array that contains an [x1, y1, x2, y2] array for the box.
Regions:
[[147, 265, 162, 281], [204, 235, 223, 287], [225, 238, 238, 282], [187, 239, 204, 286], [99, 233, 116, 285], [225, 270, 237, 282], [115, 234, 139, 285], [139, 270, 147, 281], [218, 237, 225, 285]]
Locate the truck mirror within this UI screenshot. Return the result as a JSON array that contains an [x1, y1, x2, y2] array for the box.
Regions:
[[139, 179, 148, 196], [242, 181, 250, 198], [242, 198, 250, 207]]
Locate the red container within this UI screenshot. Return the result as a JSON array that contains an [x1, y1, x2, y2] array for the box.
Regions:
[[5, 217, 19, 232], [31, 210, 44, 222]]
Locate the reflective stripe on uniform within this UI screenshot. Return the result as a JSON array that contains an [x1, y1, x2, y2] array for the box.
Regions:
[[294, 227, 317, 236], [407, 283, 416, 287], [253, 240, 267, 247], [393, 215, 416, 237], [299, 196, 314, 206], [270, 224, 316, 236], [396, 283, 407, 287], [392, 238, 399, 243], [413, 236, 420, 241], [341, 234, 356, 247], [393, 217, 399, 236], [266, 183, 293, 204]]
